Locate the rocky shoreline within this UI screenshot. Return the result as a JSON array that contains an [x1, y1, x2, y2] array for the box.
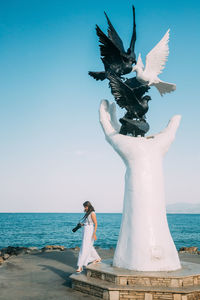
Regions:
[[0, 245, 199, 267], [178, 246, 200, 254], [0, 245, 78, 266]]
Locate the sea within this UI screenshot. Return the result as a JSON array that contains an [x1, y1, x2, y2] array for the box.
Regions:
[[0, 213, 199, 251]]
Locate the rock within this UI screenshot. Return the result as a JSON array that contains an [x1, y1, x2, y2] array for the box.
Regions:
[[0, 245, 65, 256], [71, 246, 80, 251], [28, 247, 38, 251], [41, 245, 65, 252], [0, 246, 29, 256], [5, 246, 17, 255], [17, 247, 29, 255], [52, 245, 65, 251], [0, 257, 4, 265], [179, 246, 198, 253], [41, 247, 50, 252], [0, 246, 14, 255], [24, 247, 39, 254], [0, 248, 7, 255], [14, 247, 29, 255], [3, 253, 10, 260], [24, 249, 31, 254]]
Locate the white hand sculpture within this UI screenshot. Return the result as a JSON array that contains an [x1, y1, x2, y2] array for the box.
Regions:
[[99, 99, 181, 271]]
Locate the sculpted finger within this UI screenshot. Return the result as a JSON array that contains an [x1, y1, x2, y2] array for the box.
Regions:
[[99, 100, 117, 137], [165, 115, 181, 135], [159, 115, 181, 137], [109, 102, 121, 133], [154, 115, 181, 150]]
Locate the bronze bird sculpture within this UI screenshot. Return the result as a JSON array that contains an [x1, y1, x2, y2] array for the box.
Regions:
[[89, 5, 136, 81], [107, 73, 151, 136], [107, 74, 151, 120]]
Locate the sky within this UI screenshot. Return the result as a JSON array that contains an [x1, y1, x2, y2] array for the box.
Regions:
[[0, 0, 199, 212]]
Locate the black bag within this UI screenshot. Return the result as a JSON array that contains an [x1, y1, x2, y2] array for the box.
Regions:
[[72, 222, 82, 233]]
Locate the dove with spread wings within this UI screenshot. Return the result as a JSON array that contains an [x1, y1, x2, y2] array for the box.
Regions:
[[132, 29, 176, 96], [89, 6, 136, 81]]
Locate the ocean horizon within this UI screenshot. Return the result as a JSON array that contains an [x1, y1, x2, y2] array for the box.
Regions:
[[0, 213, 200, 251]]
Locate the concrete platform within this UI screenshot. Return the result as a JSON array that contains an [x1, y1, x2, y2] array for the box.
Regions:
[[69, 259, 200, 300]]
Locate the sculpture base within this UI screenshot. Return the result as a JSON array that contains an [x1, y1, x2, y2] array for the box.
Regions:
[[119, 117, 150, 137], [70, 259, 200, 300]]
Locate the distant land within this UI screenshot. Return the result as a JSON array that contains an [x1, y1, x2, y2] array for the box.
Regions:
[[166, 203, 200, 214]]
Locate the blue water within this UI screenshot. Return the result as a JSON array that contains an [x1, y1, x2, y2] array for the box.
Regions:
[[0, 213, 199, 251]]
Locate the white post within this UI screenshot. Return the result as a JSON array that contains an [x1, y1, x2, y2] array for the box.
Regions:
[[99, 100, 181, 271]]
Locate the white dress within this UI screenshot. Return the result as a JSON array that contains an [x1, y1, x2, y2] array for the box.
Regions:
[[77, 211, 101, 268]]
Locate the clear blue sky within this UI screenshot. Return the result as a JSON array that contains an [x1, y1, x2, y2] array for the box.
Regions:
[[0, 0, 199, 212]]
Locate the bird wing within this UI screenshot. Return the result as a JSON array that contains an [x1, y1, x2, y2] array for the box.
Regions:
[[127, 5, 136, 58], [153, 81, 176, 96], [88, 71, 106, 81], [104, 12, 125, 53], [125, 77, 150, 99], [107, 73, 139, 108], [137, 53, 144, 70], [96, 25, 124, 64], [144, 29, 170, 77]]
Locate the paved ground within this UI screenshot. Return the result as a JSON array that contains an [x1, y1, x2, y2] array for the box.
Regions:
[[0, 248, 199, 300], [0, 247, 114, 300]]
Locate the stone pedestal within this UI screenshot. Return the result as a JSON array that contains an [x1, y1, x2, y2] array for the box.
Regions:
[[70, 259, 200, 300]]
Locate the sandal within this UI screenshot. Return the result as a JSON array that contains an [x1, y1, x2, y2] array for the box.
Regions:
[[93, 258, 101, 264], [76, 267, 83, 273]]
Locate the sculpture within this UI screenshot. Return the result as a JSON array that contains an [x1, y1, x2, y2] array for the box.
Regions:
[[132, 29, 176, 96], [88, 5, 136, 81], [89, 5, 181, 271], [107, 74, 151, 136], [89, 5, 177, 137], [99, 100, 181, 271]]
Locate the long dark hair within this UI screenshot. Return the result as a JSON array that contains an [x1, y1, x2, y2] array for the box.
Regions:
[[82, 201, 95, 221]]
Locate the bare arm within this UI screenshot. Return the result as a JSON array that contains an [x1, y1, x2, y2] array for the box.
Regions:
[[91, 212, 97, 240]]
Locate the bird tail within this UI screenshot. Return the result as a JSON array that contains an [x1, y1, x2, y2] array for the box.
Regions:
[[88, 71, 106, 81], [154, 81, 176, 96]]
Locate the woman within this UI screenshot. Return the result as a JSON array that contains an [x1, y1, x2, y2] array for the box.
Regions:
[[76, 201, 101, 273]]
